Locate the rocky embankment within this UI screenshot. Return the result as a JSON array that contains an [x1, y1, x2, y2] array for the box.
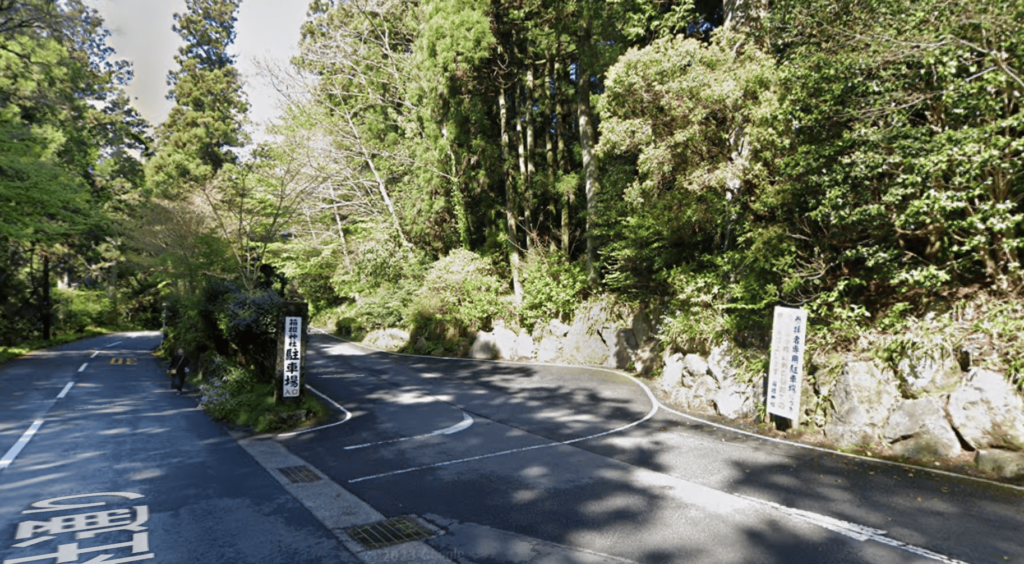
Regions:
[[360, 298, 1024, 480]]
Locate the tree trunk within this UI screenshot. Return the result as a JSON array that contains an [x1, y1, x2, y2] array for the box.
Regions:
[[499, 83, 524, 304], [515, 81, 532, 252], [556, 51, 571, 254], [41, 252, 51, 341], [577, 45, 600, 285], [441, 122, 471, 249], [545, 56, 558, 251], [343, 111, 407, 245]]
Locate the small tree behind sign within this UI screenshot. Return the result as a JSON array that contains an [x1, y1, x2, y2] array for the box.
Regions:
[[276, 302, 309, 403], [767, 306, 808, 424]]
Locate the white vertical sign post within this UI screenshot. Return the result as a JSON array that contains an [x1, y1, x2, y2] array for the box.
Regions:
[[283, 316, 302, 398], [767, 306, 808, 423]]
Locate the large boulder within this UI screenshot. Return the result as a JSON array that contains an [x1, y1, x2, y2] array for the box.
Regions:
[[469, 332, 497, 359], [947, 369, 1024, 450], [514, 333, 536, 361], [492, 323, 518, 360], [561, 300, 618, 367], [672, 375, 718, 414], [975, 449, 1024, 479], [363, 329, 410, 352], [883, 398, 962, 459], [660, 352, 686, 394], [708, 343, 738, 383], [897, 354, 962, 398], [599, 326, 632, 369], [536, 337, 561, 363], [682, 354, 710, 380], [825, 361, 901, 448], [714, 382, 755, 420], [632, 342, 660, 376]]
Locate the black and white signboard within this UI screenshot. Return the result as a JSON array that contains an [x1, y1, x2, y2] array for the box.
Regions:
[[767, 306, 807, 422], [282, 316, 302, 398]]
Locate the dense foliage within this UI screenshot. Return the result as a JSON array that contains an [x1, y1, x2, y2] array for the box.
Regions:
[[5, 0, 1020, 384], [258, 0, 1022, 367], [0, 0, 152, 346]]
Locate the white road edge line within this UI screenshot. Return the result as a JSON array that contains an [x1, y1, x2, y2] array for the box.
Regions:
[[77, 363, 88, 373], [276, 384, 353, 438], [345, 412, 474, 450], [0, 420, 44, 472], [311, 328, 1024, 495], [56, 382, 74, 399], [311, 331, 974, 564], [735, 494, 970, 564]]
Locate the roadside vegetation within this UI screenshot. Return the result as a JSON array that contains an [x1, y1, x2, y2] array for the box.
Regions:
[[2, 0, 1020, 434]]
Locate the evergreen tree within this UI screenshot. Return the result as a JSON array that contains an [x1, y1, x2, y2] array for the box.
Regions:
[[147, 0, 249, 195]]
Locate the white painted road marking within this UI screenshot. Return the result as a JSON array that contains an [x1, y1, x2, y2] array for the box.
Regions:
[[56, 382, 74, 399], [0, 420, 44, 472], [736, 494, 970, 564], [276, 384, 353, 438], [348, 380, 659, 483], [313, 329, 976, 564], [78, 363, 88, 373], [344, 412, 474, 450], [105, 341, 123, 348], [90, 351, 100, 359]]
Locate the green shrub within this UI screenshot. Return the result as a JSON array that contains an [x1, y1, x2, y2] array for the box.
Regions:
[[410, 249, 507, 332], [52, 289, 113, 335], [197, 360, 325, 433], [335, 316, 363, 337], [216, 286, 283, 382], [520, 248, 587, 332]]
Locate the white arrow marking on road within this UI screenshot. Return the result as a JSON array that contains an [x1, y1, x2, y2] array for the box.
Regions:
[[0, 420, 44, 472], [344, 412, 474, 450]]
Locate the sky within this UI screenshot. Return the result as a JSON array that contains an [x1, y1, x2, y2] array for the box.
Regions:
[[87, 0, 310, 135]]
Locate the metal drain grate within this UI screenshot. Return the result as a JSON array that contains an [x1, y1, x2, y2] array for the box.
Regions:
[[347, 516, 434, 549], [277, 465, 322, 483]]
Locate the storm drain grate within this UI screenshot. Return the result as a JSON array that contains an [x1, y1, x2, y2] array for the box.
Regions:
[[346, 516, 434, 549], [277, 465, 322, 484]]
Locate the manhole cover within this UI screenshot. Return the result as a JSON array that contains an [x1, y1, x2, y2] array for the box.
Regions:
[[277, 465, 322, 483], [347, 516, 434, 549]]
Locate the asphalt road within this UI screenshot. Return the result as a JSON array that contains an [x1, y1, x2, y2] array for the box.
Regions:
[[3, 331, 1022, 564], [0, 332, 355, 564], [284, 332, 1024, 564]]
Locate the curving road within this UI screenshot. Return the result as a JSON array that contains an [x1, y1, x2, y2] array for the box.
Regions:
[[3, 331, 1022, 564], [283, 332, 1024, 564]]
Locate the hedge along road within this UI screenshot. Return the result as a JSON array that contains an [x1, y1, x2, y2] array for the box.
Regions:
[[285, 331, 1024, 564]]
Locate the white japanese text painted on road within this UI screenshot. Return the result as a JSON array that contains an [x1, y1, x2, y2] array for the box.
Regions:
[[5, 493, 153, 564]]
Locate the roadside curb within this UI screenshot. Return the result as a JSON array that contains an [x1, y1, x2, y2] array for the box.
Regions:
[[236, 435, 458, 564]]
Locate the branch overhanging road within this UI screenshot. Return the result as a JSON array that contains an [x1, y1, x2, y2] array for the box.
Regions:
[[285, 329, 1024, 564]]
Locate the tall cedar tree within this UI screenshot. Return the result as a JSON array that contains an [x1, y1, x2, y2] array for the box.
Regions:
[[147, 0, 249, 195]]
